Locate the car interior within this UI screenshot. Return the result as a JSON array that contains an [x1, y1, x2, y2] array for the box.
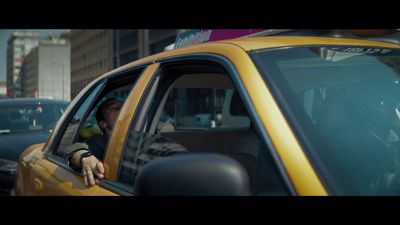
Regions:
[[119, 62, 290, 195]]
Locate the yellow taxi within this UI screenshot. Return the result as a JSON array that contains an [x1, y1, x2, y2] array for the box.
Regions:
[[12, 36, 400, 196]]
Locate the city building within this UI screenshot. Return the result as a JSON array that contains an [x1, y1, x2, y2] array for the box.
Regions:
[[71, 29, 178, 99], [70, 30, 113, 99], [112, 30, 177, 68], [7, 31, 40, 98], [21, 36, 70, 101]]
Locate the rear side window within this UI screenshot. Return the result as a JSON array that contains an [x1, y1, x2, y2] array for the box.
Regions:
[[51, 69, 144, 160], [55, 82, 105, 157]]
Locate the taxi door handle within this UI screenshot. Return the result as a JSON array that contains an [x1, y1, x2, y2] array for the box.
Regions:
[[34, 178, 44, 192]]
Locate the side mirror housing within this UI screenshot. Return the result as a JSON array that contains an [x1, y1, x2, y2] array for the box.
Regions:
[[134, 153, 251, 196]]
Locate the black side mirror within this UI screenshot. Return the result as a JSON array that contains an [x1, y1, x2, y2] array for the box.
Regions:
[[134, 153, 251, 196]]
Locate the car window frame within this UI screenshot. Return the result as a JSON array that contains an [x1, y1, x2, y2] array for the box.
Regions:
[[47, 79, 107, 163], [45, 67, 147, 191]]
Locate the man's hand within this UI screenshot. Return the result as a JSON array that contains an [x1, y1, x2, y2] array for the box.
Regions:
[[81, 155, 105, 187], [71, 150, 105, 187]]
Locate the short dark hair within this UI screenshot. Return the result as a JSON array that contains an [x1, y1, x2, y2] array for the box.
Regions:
[[95, 97, 121, 124]]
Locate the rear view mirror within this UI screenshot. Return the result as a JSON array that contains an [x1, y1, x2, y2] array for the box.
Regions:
[[134, 153, 251, 196]]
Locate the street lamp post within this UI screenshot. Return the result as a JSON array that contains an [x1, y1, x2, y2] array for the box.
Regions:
[[53, 62, 64, 100]]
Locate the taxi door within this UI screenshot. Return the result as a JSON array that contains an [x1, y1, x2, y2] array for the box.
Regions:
[[16, 65, 157, 195]]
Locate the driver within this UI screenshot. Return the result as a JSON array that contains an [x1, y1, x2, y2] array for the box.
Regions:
[[342, 79, 400, 194]]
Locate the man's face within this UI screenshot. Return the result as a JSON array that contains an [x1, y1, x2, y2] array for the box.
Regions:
[[102, 100, 122, 133]]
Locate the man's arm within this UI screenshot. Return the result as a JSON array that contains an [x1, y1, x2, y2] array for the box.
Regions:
[[63, 142, 89, 164], [64, 143, 105, 187]]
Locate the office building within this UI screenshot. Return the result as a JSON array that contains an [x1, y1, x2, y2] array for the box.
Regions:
[[7, 31, 40, 97], [22, 37, 70, 101], [70, 30, 113, 99], [71, 29, 178, 99]]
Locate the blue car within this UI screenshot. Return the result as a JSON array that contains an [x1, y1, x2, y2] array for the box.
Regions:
[[0, 98, 68, 195]]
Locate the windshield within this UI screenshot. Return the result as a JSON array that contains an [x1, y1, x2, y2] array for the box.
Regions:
[[252, 45, 400, 195], [0, 103, 67, 134]]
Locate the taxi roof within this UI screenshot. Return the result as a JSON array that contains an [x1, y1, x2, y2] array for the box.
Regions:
[[221, 36, 400, 51], [101, 36, 400, 78]]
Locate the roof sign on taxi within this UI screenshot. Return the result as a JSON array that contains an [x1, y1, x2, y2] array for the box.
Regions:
[[174, 29, 267, 49]]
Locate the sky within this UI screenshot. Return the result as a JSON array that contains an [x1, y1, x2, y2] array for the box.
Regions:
[[0, 29, 69, 82]]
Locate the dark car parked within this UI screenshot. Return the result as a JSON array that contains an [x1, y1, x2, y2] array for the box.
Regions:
[[0, 98, 68, 195]]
